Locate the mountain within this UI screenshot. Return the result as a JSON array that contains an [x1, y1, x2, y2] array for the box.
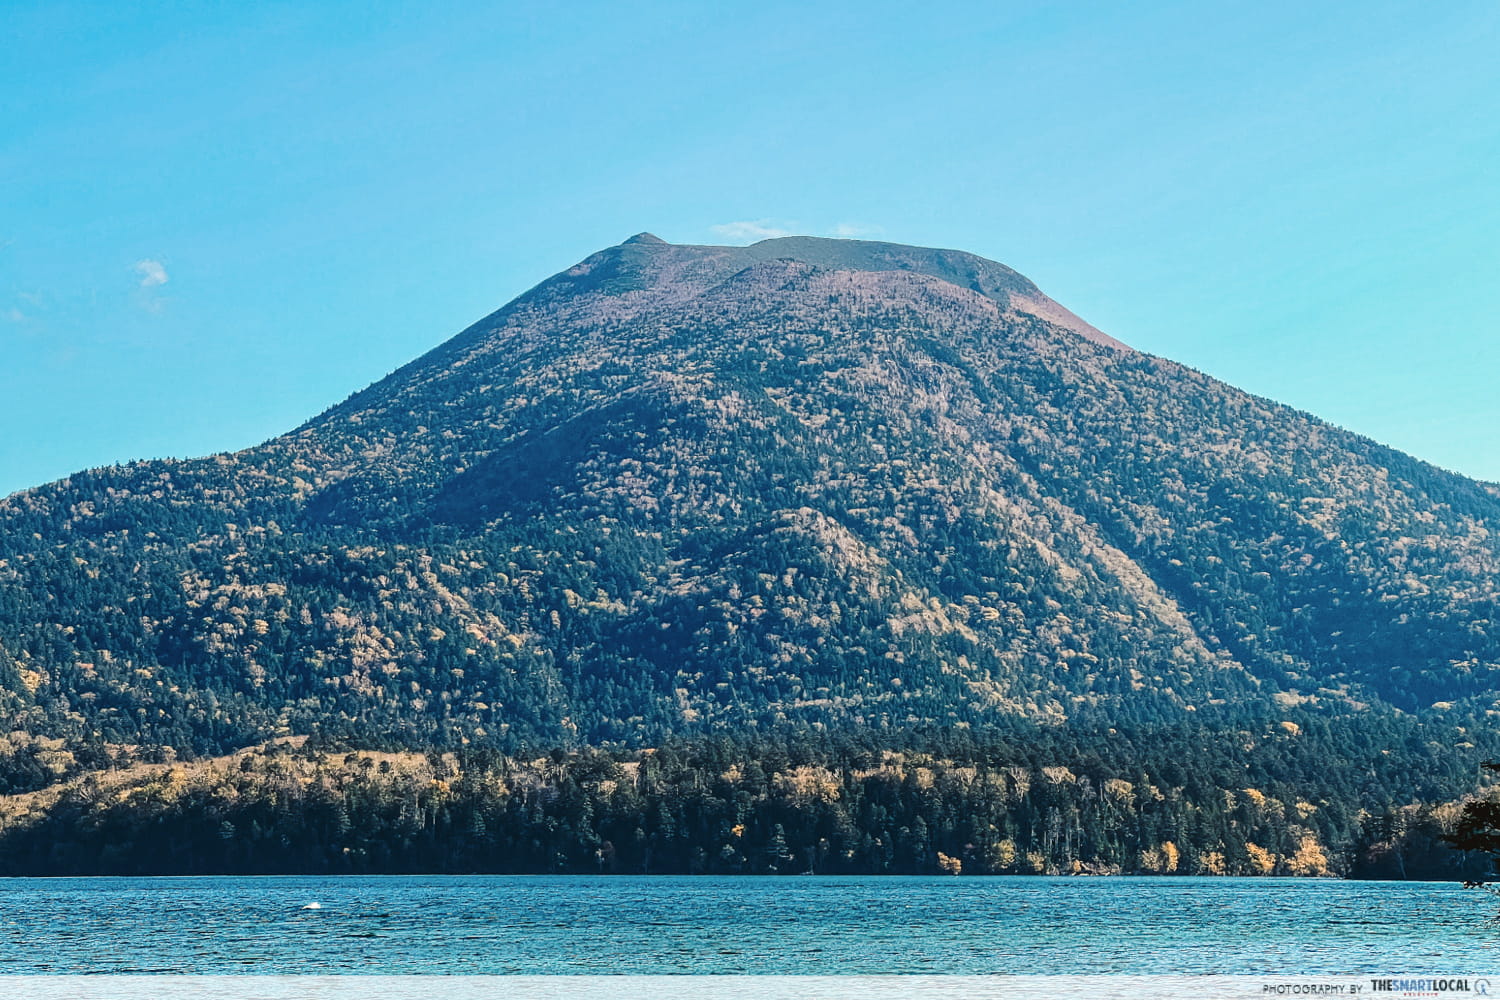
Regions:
[[3, 233, 1499, 770]]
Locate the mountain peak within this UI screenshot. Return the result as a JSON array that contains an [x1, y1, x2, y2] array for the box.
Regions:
[[5, 227, 1500, 759], [530, 234, 1128, 351]]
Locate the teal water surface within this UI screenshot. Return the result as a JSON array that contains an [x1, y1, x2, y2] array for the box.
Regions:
[[0, 876, 1494, 974]]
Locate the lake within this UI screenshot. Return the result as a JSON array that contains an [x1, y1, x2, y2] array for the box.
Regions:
[[0, 875, 1495, 975]]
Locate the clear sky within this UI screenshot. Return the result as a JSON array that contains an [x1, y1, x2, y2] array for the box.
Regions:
[[4, 0, 1498, 497]]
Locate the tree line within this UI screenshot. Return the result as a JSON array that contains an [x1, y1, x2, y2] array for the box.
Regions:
[[1, 722, 1493, 879]]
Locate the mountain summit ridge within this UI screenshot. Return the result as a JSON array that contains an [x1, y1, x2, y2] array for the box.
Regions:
[[0, 234, 1497, 755], [550, 234, 1126, 349]]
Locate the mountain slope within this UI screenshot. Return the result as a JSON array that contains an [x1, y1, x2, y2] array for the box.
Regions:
[[1, 235, 1498, 760]]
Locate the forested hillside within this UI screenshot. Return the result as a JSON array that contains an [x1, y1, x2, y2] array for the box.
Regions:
[[1, 234, 1497, 837]]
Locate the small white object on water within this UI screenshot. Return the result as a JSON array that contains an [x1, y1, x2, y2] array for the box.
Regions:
[[301, 902, 322, 910]]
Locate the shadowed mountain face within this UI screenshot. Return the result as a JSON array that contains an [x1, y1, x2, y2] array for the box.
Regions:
[[1, 235, 1498, 752]]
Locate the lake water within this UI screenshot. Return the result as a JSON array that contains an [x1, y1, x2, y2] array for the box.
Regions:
[[0, 875, 1496, 975]]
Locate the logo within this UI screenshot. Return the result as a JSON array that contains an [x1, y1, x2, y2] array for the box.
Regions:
[[1369, 978, 1488, 996]]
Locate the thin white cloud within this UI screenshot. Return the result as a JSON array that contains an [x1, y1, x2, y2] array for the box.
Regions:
[[4, 307, 23, 323], [829, 222, 883, 239], [710, 220, 885, 244], [710, 220, 798, 242], [134, 259, 168, 288]]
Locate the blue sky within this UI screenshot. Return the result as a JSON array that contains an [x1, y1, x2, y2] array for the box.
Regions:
[[4, 0, 1498, 496]]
